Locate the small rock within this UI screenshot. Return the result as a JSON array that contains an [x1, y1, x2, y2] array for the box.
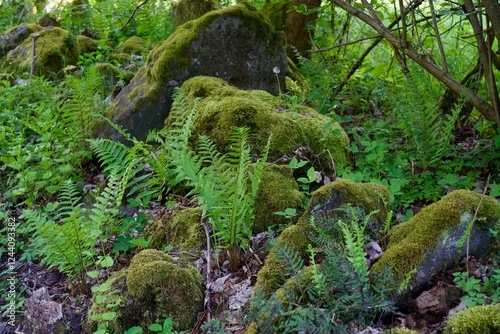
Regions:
[[24, 288, 64, 334]]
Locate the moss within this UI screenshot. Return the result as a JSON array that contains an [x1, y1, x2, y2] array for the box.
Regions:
[[76, 35, 97, 54], [95, 62, 121, 77], [36, 14, 61, 27], [121, 36, 146, 55], [372, 190, 500, 282], [245, 322, 258, 334], [88, 250, 203, 332], [388, 328, 423, 334], [253, 165, 305, 233], [87, 269, 128, 333], [169, 76, 349, 164], [443, 304, 500, 334], [275, 265, 314, 306], [301, 179, 390, 227], [126, 250, 203, 330], [254, 223, 311, 296], [109, 52, 132, 65], [167, 208, 205, 251]]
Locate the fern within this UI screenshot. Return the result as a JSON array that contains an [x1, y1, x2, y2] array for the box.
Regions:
[[271, 238, 304, 279]]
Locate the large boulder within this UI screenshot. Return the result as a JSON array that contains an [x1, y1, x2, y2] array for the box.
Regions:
[[167, 76, 349, 164], [371, 190, 500, 297], [87, 249, 203, 332], [96, 3, 287, 143]]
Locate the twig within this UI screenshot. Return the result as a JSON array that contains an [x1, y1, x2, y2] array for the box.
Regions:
[[120, 0, 150, 31], [466, 174, 490, 274], [201, 213, 212, 319], [30, 33, 40, 76]]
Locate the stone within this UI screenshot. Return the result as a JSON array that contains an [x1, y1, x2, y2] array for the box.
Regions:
[[372, 190, 500, 297], [95, 3, 287, 143], [24, 287, 64, 334]]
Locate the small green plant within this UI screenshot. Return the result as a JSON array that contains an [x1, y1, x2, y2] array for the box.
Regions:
[[273, 207, 298, 220], [249, 206, 395, 332], [453, 269, 500, 307]]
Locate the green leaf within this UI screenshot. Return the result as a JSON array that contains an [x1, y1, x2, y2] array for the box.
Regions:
[[101, 311, 117, 321], [99, 255, 114, 268], [148, 324, 163, 332], [87, 270, 99, 278], [489, 184, 500, 197], [92, 282, 111, 293], [125, 327, 143, 334]]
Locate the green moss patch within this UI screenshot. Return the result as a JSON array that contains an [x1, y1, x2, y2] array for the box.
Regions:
[[444, 303, 500, 334]]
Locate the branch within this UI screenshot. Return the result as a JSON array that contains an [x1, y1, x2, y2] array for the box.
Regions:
[[329, 0, 499, 126], [120, 0, 150, 31]]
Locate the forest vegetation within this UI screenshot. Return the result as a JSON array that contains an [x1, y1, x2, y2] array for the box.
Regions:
[[0, 0, 500, 333]]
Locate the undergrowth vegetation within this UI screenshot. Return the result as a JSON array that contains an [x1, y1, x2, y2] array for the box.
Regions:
[[0, 0, 500, 332]]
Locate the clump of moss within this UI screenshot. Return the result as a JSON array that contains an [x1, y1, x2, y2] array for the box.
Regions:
[[443, 304, 500, 334], [147, 208, 205, 252], [253, 165, 305, 233], [109, 52, 132, 65], [372, 190, 500, 284], [168, 75, 349, 164], [87, 249, 203, 332], [121, 36, 146, 55]]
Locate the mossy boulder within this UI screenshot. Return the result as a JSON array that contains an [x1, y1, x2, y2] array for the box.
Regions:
[[121, 36, 146, 55], [372, 190, 500, 296], [36, 14, 61, 28], [254, 179, 390, 296], [254, 165, 305, 233], [172, 0, 220, 28], [147, 208, 205, 251], [3, 27, 97, 77], [95, 3, 287, 143], [389, 328, 423, 334], [87, 249, 203, 332], [443, 303, 500, 334], [167, 75, 349, 164]]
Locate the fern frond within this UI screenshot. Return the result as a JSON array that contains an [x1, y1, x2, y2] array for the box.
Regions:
[[272, 241, 304, 278]]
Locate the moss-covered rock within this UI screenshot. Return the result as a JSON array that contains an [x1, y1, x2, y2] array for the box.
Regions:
[[87, 249, 203, 332], [121, 36, 146, 55], [254, 165, 305, 233], [3, 27, 97, 77], [172, 0, 220, 28], [372, 190, 500, 295], [254, 179, 389, 296], [95, 3, 287, 143], [443, 303, 500, 334], [0, 24, 42, 58], [147, 208, 205, 251], [168, 75, 349, 164]]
